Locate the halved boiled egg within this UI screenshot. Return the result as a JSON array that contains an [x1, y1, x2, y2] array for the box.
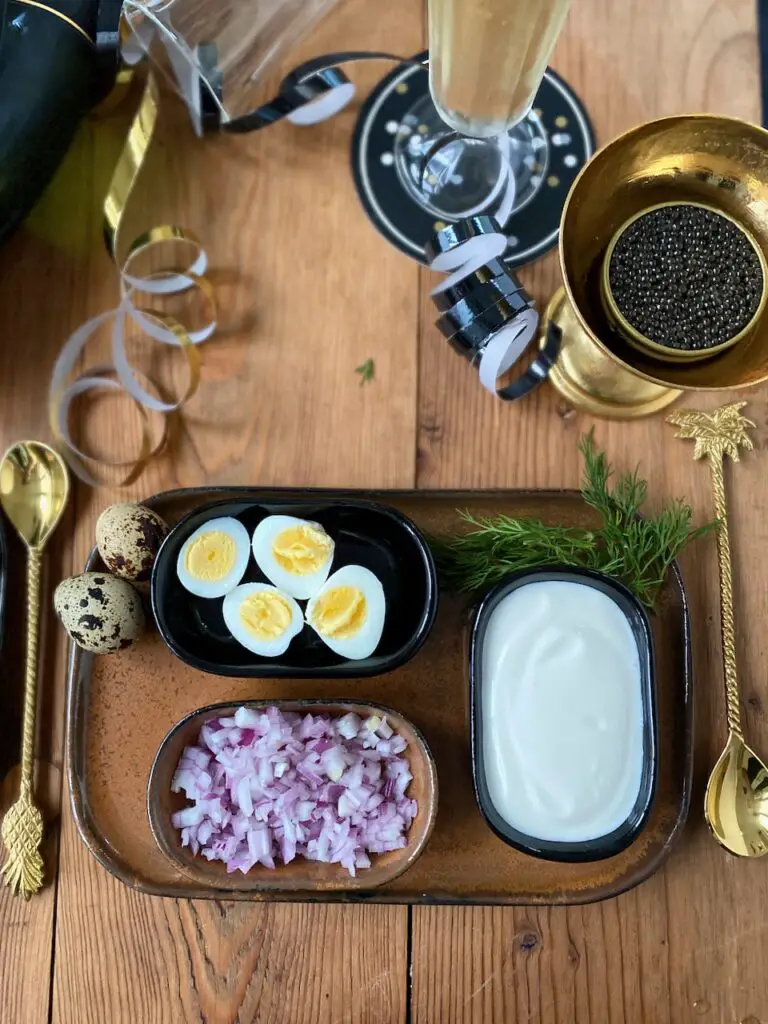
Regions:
[[251, 515, 335, 600], [223, 583, 303, 657], [305, 564, 386, 661], [176, 517, 250, 598]]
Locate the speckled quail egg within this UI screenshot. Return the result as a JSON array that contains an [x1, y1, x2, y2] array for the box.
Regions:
[[96, 503, 169, 582], [305, 564, 385, 660], [251, 515, 335, 600], [54, 572, 146, 654], [223, 583, 304, 657], [176, 517, 250, 598]]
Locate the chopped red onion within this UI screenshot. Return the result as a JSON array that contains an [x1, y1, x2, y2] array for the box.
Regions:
[[171, 707, 417, 877], [337, 712, 362, 739]]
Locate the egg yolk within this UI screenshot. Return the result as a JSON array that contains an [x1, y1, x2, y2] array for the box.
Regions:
[[310, 586, 367, 639], [239, 592, 293, 640], [272, 525, 333, 576], [185, 531, 236, 581]]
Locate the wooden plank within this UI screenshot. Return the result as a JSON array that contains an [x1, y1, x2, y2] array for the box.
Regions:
[[0, 139, 102, 1022], [413, 0, 768, 1021], [0, 0, 421, 1022]]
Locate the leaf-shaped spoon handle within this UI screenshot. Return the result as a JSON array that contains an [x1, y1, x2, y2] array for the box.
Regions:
[[1, 549, 44, 896]]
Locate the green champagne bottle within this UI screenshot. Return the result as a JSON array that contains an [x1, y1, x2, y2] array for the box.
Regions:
[[0, 0, 117, 246]]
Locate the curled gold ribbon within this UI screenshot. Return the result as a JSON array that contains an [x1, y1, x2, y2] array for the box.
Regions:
[[50, 69, 217, 486], [12, 0, 94, 45], [51, 370, 165, 488], [103, 71, 161, 260]]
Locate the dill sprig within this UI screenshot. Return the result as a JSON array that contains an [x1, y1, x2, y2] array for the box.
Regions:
[[429, 431, 716, 608], [355, 358, 375, 386]]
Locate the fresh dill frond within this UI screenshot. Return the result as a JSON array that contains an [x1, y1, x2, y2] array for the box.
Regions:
[[429, 431, 716, 608], [430, 513, 596, 592], [355, 358, 375, 386]]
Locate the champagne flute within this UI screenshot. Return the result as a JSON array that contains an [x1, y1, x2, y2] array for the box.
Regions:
[[429, 0, 571, 139], [396, 0, 572, 222]]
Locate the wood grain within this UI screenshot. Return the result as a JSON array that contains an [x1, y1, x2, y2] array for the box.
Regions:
[[414, 1, 768, 1022], [0, 158, 96, 1023], [2, 0, 420, 1021], [1, 0, 767, 1021]]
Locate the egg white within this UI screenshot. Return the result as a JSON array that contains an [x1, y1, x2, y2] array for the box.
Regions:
[[305, 564, 386, 661], [176, 517, 251, 598], [251, 515, 335, 600], [223, 583, 304, 657]]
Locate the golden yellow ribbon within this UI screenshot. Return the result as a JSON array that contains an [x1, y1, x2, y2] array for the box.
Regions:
[[12, 0, 94, 45]]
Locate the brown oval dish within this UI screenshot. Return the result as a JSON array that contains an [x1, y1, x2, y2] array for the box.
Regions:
[[147, 699, 438, 892]]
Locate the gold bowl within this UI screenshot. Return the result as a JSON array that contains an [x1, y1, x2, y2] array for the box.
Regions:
[[600, 200, 768, 364], [544, 114, 768, 417]]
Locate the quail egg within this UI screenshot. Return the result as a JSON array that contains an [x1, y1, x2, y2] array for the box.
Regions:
[[96, 502, 169, 582], [223, 583, 304, 657], [54, 572, 145, 654], [176, 517, 250, 598], [251, 515, 334, 600], [305, 564, 385, 660]]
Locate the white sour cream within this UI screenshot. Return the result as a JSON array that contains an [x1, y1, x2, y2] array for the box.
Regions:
[[481, 580, 645, 843]]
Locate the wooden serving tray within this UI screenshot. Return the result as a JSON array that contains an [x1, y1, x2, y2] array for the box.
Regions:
[[66, 488, 693, 905]]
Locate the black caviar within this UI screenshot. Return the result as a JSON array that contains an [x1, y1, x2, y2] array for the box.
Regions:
[[607, 204, 764, 352]]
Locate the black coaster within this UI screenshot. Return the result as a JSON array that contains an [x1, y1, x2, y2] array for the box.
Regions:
[[351, 51, 595, 267]]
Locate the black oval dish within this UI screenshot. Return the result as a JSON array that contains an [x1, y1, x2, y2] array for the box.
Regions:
[[469, 567, 658, 862], [152, 497, 438, 678]]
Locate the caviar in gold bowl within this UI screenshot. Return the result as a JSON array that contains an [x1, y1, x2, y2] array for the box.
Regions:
[[601, 201, 767, 363]]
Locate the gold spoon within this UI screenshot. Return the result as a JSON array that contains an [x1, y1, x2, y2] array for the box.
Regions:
[[668, 403, 768, 857], [0, 442, 69, 896]]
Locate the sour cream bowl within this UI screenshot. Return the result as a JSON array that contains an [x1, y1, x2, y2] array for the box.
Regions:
[[469, 567, 659, 862]]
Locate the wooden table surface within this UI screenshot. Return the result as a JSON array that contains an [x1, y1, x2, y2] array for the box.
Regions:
[[1, 0, 767, 1021]]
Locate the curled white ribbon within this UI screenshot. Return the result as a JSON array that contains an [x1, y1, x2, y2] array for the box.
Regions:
[[49, 243, 215, 484], [476, 309, 539, 394], [286, 84, 357, 125]]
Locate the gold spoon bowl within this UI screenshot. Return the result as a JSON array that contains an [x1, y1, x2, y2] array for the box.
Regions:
[[0, 442, 69, 547], [705, 732, 768, 858]]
